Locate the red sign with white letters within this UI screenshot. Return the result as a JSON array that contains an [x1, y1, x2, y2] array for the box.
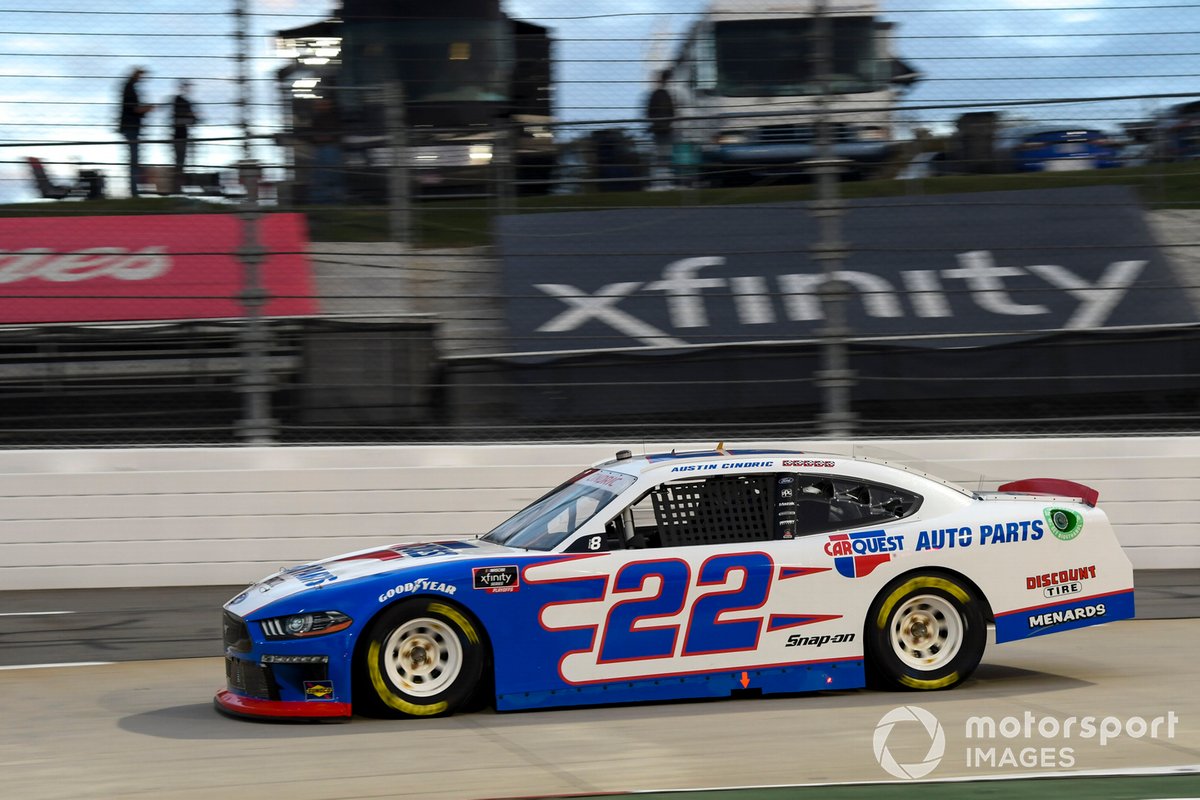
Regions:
[[0, 214, 318, 323]]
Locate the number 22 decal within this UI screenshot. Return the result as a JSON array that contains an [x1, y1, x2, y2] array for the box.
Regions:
[[597, 552, 773, 663]]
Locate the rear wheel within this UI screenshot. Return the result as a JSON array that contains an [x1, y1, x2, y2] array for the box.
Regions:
[[866, 573, 985, 691], [356, 598, 485, 717]]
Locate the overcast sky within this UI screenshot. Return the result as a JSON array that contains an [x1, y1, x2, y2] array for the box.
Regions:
[[2, 0, 1198, 202]]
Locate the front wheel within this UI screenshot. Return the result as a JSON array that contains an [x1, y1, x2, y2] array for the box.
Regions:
[[356, 598, 486, 718], [866, 573, 986, 691]]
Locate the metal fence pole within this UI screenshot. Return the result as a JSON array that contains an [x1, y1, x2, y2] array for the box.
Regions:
[[233, 0, 251, 161], [384, 81, 412, 244], [233, 0, 275, 443], [235, 162, 276, 444], [496, 120, 517, 217], [810, 0, 856, 438]]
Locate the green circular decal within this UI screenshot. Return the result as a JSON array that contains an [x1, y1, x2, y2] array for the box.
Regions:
[[1045, 507, 1083, 540]]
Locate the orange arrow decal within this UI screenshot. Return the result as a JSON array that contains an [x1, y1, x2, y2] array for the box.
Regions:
[[739, 671, 750, 688]]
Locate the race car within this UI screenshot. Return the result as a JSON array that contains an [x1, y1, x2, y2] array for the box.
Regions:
[[215, 447, 1135, 721]]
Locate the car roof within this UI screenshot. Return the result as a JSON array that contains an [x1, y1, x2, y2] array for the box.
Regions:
[[595, 447, 797, 470], [590, 447, 975, 498]]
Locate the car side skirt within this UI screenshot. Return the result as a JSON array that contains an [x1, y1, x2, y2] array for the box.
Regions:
[[495, 657, 865, 711]]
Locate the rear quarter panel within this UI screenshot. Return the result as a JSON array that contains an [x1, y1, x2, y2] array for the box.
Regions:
[[875, 498, 1134, 643]]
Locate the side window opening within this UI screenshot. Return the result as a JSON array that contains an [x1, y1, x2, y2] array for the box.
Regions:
[[788, 474, 922, 536], [598, 471, 921, 550], [602, 490, 662, 550], [652, 474, 772, 547], [605, 474, 773, 549]]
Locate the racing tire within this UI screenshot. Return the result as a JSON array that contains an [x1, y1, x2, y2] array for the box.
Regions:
[[355, 597, 486, 718], [865, 573, 986, 691]]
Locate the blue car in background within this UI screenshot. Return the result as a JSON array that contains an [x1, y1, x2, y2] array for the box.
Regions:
[[1000, 126, 1123, 172]]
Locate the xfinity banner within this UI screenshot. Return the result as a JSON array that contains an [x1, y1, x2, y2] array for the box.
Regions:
[[497, 186, 1194, 354], [0, 214, 317, 324]]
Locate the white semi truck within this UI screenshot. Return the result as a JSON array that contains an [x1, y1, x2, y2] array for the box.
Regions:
[[667, 0, 918, 182]]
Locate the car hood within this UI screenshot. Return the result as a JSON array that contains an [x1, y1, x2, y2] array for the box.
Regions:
[[224, 538, 522, 617]]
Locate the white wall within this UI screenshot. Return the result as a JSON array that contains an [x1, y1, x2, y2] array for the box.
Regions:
[[0, 438, 1194, 591]]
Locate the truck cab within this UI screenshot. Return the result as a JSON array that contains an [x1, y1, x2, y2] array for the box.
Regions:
[[670, 0, 919, 183]]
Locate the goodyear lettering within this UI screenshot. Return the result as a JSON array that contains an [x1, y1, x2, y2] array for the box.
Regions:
[[1026, 565, 1096, 590], [378, 577, 457, 602], [914, 527, 973, 551], [1028, 603, 1106, 629], [782, 459, 835, 468], [786, 632, 855, 647]]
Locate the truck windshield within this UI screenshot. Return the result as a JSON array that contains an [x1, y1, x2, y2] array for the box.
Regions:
[[714, 17, 883, 97], [482, 469, 636, 551], [346, 19, 512, 104]]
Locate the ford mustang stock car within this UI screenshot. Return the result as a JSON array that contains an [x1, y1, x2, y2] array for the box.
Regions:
[[215, 447, 1135, 721]]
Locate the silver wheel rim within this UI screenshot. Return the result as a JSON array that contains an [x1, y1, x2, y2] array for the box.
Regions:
[[381, 617, 463, 698], [890, 593, 963, 671]]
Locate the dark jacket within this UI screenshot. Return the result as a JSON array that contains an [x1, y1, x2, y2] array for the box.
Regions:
[[172, 94, 197, 139], [647, 87, 675, 139], [118, 76, 148, 134]]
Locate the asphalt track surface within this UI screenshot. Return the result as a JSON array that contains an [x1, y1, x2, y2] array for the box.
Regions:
[[1, 572, 1198, 799]]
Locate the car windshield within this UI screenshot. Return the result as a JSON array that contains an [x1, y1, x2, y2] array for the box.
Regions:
[[482, 468, 636, 551]]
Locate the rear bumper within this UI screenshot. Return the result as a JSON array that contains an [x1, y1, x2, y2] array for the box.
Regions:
[[993, 588, 1135, 643], [214, 689, 352, 721]]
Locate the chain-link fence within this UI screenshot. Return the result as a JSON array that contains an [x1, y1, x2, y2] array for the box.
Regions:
[[1, 1, 1199, 445]]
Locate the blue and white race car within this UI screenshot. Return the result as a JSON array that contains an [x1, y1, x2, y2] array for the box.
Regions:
[[216, 447, 1134, 721]]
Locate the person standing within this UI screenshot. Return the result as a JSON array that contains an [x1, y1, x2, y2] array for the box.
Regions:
[[645, 69, 676, 189], [171, 80, 198, 194], [117, 67, 153, 197], [308, 97, 345, 204]]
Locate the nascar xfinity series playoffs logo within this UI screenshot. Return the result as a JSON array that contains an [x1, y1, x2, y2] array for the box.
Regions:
[[825, 530, 903, 578]]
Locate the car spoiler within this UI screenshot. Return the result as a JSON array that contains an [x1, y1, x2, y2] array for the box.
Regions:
[[996, 478, 1099, 507]]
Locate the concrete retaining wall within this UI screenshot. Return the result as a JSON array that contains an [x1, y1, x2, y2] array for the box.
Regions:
[[1, 437, 1194, 590]]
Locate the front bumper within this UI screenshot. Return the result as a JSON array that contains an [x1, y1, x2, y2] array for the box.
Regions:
[[217, 610, 354, 721], [708, 141, 893, 172], [215, 688, 351, 720], [216, 653, 354, 720]]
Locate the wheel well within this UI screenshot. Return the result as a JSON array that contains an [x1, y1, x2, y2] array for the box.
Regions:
[[867, 566, 995, 628]]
